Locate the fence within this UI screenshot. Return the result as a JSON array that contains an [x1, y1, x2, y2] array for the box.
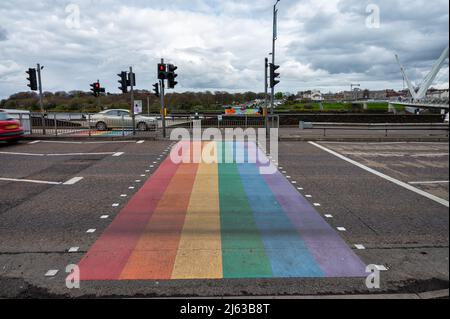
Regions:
[[299, 122, 449, 137], [8, 112, 279, 138]]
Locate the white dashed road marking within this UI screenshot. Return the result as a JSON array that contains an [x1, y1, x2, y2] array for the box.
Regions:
[[63, 177, 84, 185], [337, 227, 347, 232], [86, 229, 96, 233], [355, 245, 366, 250], [100, 215, 110, 219], [45, 270, 59, 277], [112, 152, 125, 157], [68, 247, 80, 253]]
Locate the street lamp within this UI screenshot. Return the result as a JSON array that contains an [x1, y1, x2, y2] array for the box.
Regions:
[[270, 0, 280, 115]]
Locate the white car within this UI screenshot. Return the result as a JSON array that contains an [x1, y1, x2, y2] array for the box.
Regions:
[[90, 109, 157, 131]]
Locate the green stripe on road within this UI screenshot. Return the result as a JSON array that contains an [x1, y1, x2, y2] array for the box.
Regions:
[[218, 142, 273, 279]]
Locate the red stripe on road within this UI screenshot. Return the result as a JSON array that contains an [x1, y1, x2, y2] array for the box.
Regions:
[[78, 147, 179, 281]]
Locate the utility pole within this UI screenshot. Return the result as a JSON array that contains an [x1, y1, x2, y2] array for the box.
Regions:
[[265, 57, 269, 134], [147, 95, 150, 116], [37, 63, 45, 135], [160, 59, 166, 138], [271, 0, 280, 116], [130, 66, 136, 136]]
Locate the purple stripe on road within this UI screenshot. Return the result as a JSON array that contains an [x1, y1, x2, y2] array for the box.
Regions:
[[254, 143, 367, 277]]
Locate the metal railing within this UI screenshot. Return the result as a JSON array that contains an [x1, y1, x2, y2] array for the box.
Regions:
[[9, 112, 158, 138], [7, 112, 280, 138], [299, 122, 449, 137]]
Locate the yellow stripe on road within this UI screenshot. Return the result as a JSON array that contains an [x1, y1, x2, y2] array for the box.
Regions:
[[171, 142, 223, 279]]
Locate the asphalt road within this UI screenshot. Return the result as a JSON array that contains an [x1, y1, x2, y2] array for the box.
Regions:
[[0, 139, 448, 298]]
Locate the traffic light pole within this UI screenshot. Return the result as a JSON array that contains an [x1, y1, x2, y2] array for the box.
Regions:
[[37, 63, 45, 135], [160, 59, 167, 138], [265, 58, 269, 136], [271, 0, 279, 116], [130, 66, 136, 136]]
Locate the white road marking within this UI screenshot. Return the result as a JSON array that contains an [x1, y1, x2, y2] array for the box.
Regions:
[[100, 215, 109, 219], [292, 181, 297, 184], [0, 152, 118, 157], [309, 142, 450, 208], [129, 186, 135, 190], [314, 203, 321, 207], [305, 195, 312, 198], [112, 152, 124, 157], [38, 140, 135, 144], [86, 229, 96, 233], [375, 265, 388, 271], [136, 140, 145, 144], [297, 187, 304, 191], [135, 180, 142, 183], [112, 203, 120, 207], [337, 227, 347, 232], [325, 214, 334, 218], [0, 152, 44, 157], [0, 177, 61, 185], [409, 180, 449, 185], [45, 270, 59, 277], [145, 170, 150, 173], [68, 247, 79, 253], [140, 174, 146, 177], [28, 140, 41, 144], [355, 244, 366, 250], [120, 194, 127, 198], [63, 177, 84, 185]]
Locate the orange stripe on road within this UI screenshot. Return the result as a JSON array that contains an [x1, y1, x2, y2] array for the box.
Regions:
[[119, 157, 199, 280]]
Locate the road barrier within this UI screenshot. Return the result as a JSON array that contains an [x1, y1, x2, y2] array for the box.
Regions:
[[6, 112, 279, 138], [299, 122, 449, 137]]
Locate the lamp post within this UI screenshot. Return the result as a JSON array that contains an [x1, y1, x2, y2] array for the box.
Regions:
[[270, 0, 280, 115]]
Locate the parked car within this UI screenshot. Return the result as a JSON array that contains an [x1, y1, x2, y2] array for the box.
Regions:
[[0, 111, 24, 144], [89, 109, 158, 131]]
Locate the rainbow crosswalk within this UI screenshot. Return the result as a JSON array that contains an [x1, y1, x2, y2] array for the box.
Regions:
[[63, 129, 133, 137], [78, 141, 366, 280]]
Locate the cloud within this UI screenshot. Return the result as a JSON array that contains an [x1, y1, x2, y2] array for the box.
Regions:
[[0, 26, 7, 41], [0, 0, 448, 99]]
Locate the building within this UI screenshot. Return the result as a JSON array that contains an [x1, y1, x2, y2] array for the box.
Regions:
[[298, 90, 324, 102]]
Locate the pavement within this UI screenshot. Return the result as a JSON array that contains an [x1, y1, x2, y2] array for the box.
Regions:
[[0, 139, 448, 298]]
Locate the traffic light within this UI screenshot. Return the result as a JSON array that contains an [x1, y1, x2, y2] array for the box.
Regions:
[[167, 64, 178, 89], [128, 72, 136, 87], [118, 71, 128, 93], [26, 68, 38, 91], [90, 82, 101, 97], [158, 63, 167, 80], [153, 83, 160, 97], [269, 63, 280, 88]]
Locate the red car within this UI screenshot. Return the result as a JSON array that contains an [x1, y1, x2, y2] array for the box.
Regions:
[[0, 112, 24, 144]]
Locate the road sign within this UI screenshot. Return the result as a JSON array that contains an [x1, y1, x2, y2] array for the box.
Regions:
[[134, 100, 143, 114]]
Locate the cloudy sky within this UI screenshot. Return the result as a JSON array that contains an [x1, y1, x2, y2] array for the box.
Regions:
[[0, 0, 448, 98]]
